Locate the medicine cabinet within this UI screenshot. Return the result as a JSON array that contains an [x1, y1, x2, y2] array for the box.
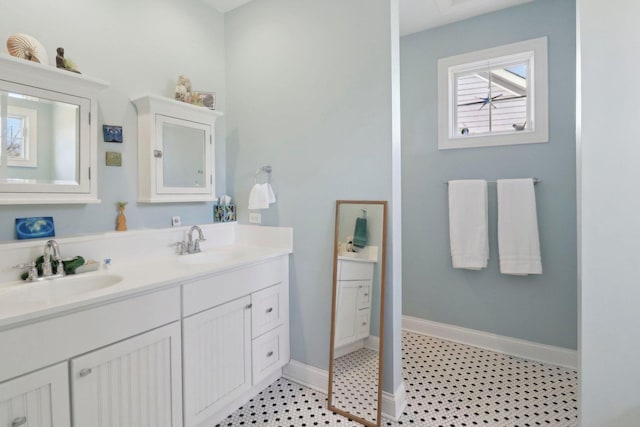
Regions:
[[132, 95, 223, 203], [0, 54, 108, 204]]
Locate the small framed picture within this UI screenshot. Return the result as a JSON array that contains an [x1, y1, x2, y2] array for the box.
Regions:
[[103, 125, 123, 143], [191, 91, 216, 110], [16, 217, 55, 240]]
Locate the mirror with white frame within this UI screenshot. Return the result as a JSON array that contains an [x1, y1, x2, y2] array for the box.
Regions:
[[328, 200, 387, 427]]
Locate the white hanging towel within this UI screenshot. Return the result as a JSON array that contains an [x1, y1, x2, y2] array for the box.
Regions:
[[267, 183, 276, 204], [497, 179, 542, 275], [448, 180, 489, 270], [248, 183, 270, 210]]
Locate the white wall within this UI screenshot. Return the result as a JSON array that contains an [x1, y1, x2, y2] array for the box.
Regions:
[[225, 0, 401, 392], [0, 0, 226, 239], [579, 0, 640, 425]]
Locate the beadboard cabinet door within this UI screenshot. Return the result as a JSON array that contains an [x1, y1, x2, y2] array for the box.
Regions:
[[0, 363, 70, 427], [183, 296, 252, 427], [70, 322, 183, 427]]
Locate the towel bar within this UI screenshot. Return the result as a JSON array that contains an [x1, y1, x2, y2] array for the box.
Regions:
[[444, 178, 541, 185], [254, 165, 272, 184]]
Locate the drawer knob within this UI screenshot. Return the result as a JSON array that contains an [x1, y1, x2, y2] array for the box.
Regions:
[[364, 293, 369, 297], [266, 307, 273, 313], [362, 322, 367, 326], [79, 368, 93, 377], [245, 303, 253, 309], [12, 417, 27, 427], [266, 351, 274, 357]]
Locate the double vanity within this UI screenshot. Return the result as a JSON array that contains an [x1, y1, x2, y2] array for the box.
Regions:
[[0, 223, 292, 427]]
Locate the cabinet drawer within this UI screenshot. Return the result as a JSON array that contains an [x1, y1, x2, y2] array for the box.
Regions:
[[356, 284, 372, 309], [356, 309, 371, 338], [338, 260, 374, 281], [0, 362, 70, 427], [183, 257, 287, 317], [251, 283, 287, 338], [252, 325, 289, 385]]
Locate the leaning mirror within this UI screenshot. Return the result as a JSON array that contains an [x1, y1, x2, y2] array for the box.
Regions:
[[328, 200, 387, 427]]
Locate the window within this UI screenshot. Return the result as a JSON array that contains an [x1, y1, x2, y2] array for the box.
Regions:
[[1, 105, 37, 167], [438, 37, 548, 150]]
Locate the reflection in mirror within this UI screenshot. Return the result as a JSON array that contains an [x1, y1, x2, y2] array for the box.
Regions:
[[328, 200, 387, 427], [0, 90, 80, 185], [161, 122, 207, 188]]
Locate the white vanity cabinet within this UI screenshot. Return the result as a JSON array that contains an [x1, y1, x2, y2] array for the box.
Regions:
[[70, 322, 183, 427], [334, 259, 374, 349], [132, 95, 223, 203], [182, 256, 290, 427], [0, 363, 70, 427]]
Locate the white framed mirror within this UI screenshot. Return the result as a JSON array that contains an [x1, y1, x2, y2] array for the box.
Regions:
[[0, 54, 108, 204], [328, 200, 387, 427]]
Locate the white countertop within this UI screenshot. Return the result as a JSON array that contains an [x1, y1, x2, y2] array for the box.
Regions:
[[0, 244, 291, 330]]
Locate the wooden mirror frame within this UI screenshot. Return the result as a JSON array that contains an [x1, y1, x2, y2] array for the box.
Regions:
[[327, 200, 387, 427]]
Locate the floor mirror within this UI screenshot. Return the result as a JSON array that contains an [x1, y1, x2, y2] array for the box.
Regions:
[[328, 200, 387, 427]]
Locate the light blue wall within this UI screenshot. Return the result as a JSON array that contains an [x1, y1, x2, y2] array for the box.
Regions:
[[401, 0, 577, 349], [0, 0, 226, 241], [225, 0, 397, 389]]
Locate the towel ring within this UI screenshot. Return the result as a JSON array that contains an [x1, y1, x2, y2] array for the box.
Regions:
[[254, 165, 272, 184]]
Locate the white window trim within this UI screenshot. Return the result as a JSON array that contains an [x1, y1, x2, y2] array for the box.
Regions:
[[4, 106, 38, 167], [437, 37, 548, 150]]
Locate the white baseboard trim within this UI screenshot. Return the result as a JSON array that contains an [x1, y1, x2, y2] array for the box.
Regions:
[[282, 360, 328, 393], [364, 335, 380, 352], [282, 359, 406, 421], [381, 381, 407, 421], [402, 315, 578, 370]]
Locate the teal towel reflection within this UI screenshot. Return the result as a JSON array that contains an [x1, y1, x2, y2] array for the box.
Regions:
[[353, 217, 368, 248]]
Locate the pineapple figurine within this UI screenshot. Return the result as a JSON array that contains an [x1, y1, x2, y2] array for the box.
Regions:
[[116, 201, 128, 231]]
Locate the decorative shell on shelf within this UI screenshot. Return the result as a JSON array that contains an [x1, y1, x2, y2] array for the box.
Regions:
[[6, 33, 49, 65]]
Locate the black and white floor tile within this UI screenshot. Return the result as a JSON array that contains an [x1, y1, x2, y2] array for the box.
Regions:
[[332, 347, 380, 422], [215, 332, 578, 426]]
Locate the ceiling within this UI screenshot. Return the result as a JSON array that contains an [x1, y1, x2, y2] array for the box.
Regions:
[[202, 0, 535, 36]]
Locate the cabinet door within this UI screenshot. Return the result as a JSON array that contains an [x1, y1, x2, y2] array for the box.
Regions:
[[183, 296, 252, 427], [0, 363, 70, 427], [70, 322, 183, 427], [334, 282, 359, 348], [155, 115, 212, 195]]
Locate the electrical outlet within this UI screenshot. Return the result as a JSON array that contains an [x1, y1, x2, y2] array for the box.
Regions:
[[249, 213, 262, 224], [171, 216, 181, 227]]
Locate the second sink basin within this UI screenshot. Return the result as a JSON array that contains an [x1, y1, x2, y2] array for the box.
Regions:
[[178, 249, 245, 265]]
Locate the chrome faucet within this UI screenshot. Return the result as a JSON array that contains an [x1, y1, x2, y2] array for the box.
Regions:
[[42, 239, 65, 278], [187, 225, 206, 254]]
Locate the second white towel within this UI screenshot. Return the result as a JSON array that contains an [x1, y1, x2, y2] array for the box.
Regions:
[[448, 180, 489, 270], [497, 179, 542, 275]]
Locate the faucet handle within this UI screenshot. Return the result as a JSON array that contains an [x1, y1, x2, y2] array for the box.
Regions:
[[13, 262, 38, 281], [173, 241, 187, 255]]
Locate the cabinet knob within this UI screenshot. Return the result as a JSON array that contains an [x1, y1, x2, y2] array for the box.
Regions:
[[362, 322, 367, 326], [245, 303, 253, 309], [364, 293, 369, 297], [12, 417, 27, 427], [266, 307, 273, 313], [266, 351, 274, 358], [153, 149, 163, 158], [79, 368, 93, 377]]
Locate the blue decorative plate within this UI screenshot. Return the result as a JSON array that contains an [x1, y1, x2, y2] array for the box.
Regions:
[[16, 217, 55, 240]]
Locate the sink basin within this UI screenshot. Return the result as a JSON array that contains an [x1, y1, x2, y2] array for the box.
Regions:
[[178, 249, 244, 265], [0, 273, 123, 311]]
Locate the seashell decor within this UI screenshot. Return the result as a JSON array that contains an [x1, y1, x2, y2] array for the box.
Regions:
[[6, 33, 49, 65]]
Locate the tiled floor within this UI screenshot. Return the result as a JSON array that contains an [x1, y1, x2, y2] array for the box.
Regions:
[[215, 332, 578, 426], [332, 347, 380, 423]]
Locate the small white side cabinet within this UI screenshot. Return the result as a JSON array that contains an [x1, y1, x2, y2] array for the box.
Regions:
[[132, 95, 223, 203], [181, 256, 290, 427], [334, 259, 374, 349], [70, 322, 183, 427], [0, 363, 70, 427]]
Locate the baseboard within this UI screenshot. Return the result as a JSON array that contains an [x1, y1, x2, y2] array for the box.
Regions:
[[364, 335, 380, 352], [282, 359, 405, 421], [282, 359, 328, 393], [402, 315, 578, 370]]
